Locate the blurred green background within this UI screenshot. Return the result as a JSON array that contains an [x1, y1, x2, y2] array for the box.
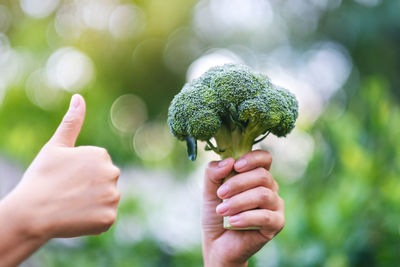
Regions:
[[0, 0, 399, 266]]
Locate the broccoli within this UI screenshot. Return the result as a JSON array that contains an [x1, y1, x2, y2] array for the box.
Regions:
[[168, 63, 298, 160], [167, 64, 298, 229]]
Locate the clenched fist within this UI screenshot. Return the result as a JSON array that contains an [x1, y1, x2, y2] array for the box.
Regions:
[[202, 151, 285, 267]]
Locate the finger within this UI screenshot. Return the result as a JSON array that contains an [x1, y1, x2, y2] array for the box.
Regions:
[[108, 165, 121, 184], [217, 167, 278, 199], [102, 165, 121, 182], [111, 165, 121, 181], [203, 158, 234, 201], [48, 94, 86, 147], [77, 146, 112, 162], [234, 150, 272, 173], [228, 209, 285, 235], [216, 187, 280, 216]]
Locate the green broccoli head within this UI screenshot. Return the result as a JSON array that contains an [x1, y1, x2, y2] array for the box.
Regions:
[[167, 63, 298, 160], [167, 81, 221, 141]]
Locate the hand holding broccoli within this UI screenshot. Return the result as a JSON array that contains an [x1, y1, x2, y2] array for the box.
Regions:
[[168, 63, 298, 229], [202, 150, 284, 267]]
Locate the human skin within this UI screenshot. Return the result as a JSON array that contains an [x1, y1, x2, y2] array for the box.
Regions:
[[0, 94, 121, 267], [202, 150, 285, 267]]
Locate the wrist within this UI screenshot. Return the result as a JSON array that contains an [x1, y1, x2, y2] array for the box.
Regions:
[[204, 256, 248, 267], [0, 191, 50, 267], [0, 190, 50, 243], [203, 244, 248, 267]]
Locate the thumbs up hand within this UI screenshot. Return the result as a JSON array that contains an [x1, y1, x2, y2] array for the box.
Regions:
[[4, 94, 121, 241]]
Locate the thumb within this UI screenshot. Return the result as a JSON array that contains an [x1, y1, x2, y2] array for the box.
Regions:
[[203, 158, 234, 202], [48, 94, 86, 147]]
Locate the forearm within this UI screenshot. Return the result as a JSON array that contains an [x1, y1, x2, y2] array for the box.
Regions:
[[0, 194, 48, 267]]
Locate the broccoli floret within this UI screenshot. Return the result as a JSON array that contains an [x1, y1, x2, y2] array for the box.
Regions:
[[167, 63, 298, 161]]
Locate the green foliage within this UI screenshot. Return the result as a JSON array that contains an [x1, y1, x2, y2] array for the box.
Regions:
[[168, 64, 298, 160]]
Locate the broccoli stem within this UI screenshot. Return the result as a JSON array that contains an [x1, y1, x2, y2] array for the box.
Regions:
[[214, 116, 262, 160], [213, 115, 264, 230]]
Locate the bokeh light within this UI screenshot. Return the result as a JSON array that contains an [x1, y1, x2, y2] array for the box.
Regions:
[[186, 49, 243, 81], [114, 215, 144, 245], [54, 3, 84, 40], [20, 0, 60, 19], [259, 130, 315, 183], [108, 4, 146, 40], [0, 34, 25, 92], [110, 94, 147, 134], [45, 47, 95, 92], [81, 0, 116, 31], [194, 0, 274, 41], [118, 168, 202, 250], [25, 69, 63, 110], [263, 42, 352, 126], [163, 28, 203, 75], [304, 42, 352, 99], [133, 123, 174, 162]]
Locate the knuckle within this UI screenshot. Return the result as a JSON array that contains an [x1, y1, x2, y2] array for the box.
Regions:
[[110, 166, 120, 179], [277, 214, 285, 232], [255, 149, 272, 163], [101, 165, 118, 178], [257, 168, 270, 183], [259, 187, 272, 202], [274, 180, 279, 191], [256, 167, 268, 178], [262, 212, 271, 225], [84, 146, 109, 158], [101, 209, 117, 226], [263, 150, 273, 164], [106, 187, 120, 203], [97, 147, 109, 158], [278, 196, 284, 207], [112, 189, 121, 203], [266, 151, 272, 163]]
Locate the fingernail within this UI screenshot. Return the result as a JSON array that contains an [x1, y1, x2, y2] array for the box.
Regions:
[[235, 158, 247, 169], [217, 185, 229, 197], [216, 202, 229, 215], [218, 159, 229, 168], [70, 94, 81, 110], [229, 215, 240, 224]]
